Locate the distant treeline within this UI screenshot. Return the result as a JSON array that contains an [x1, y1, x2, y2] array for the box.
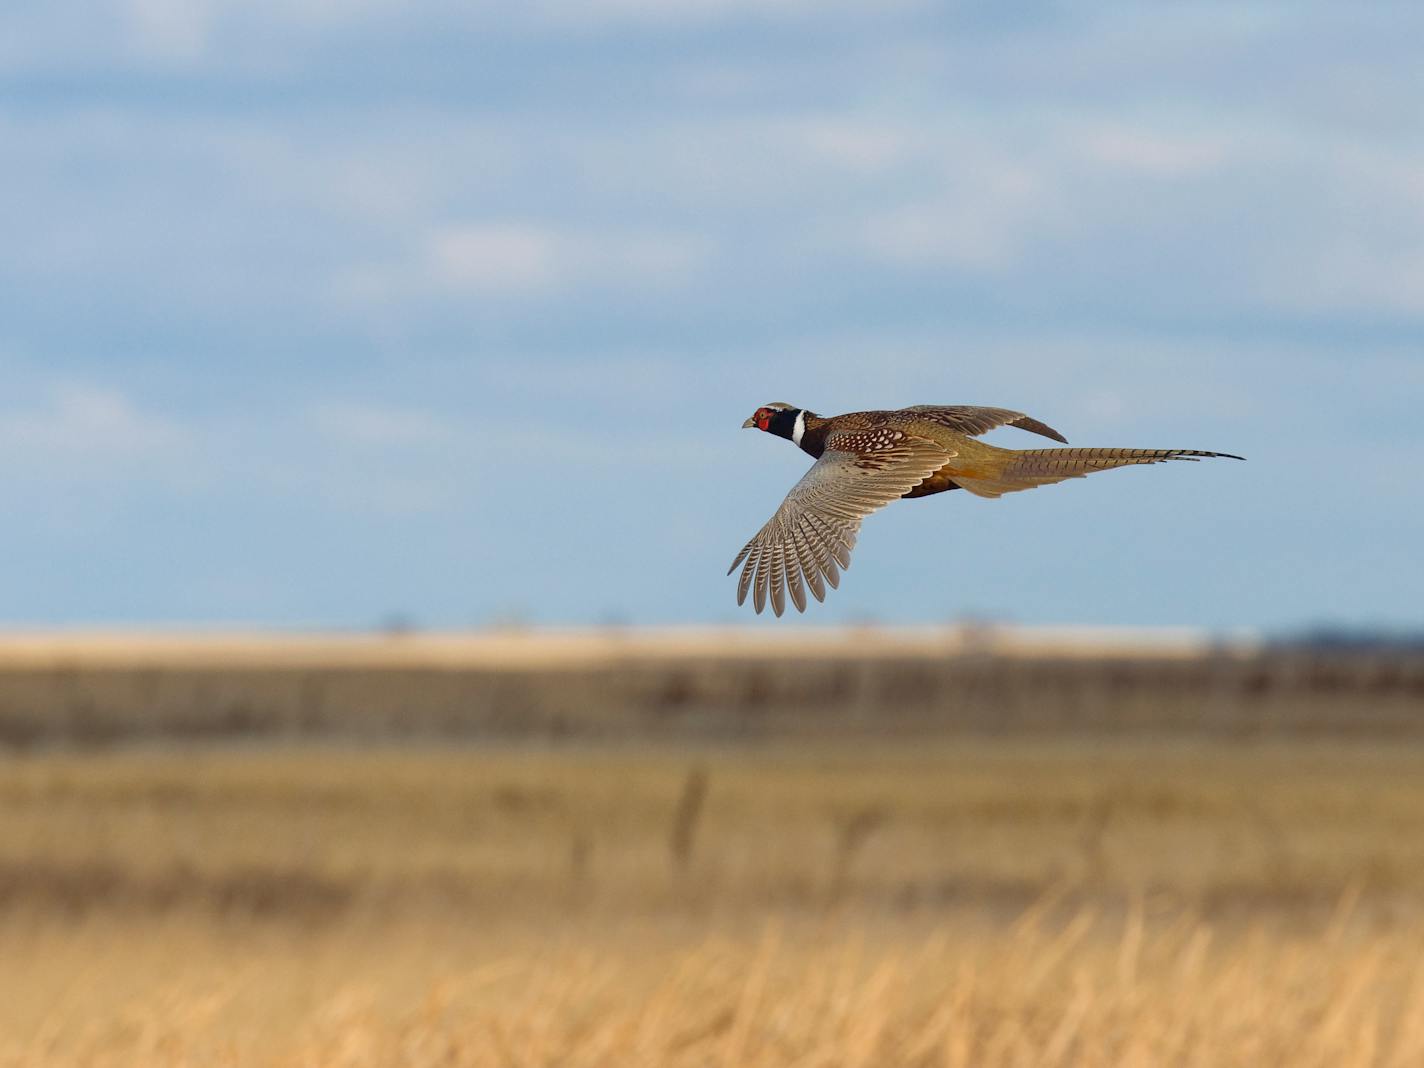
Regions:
[[1274, 627, 1424, 652], [1, 644, 1422, 747]]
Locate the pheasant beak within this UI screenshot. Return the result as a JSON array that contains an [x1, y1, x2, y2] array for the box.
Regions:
[[742, 416, 757, 429]]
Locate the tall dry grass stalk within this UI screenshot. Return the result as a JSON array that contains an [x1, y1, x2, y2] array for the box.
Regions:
[[668, 765, 708, 875]]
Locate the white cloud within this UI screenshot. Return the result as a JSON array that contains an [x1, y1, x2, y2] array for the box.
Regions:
[[859, 163, 1055, 271], [0, 0, 926, 78], [1076, 123, 1233, 177], [1237, 140, 1424, 316], [1256, 242, 1424, 317], [0, 381, 205, 526], [308, 401, 459, 448], [430, 221, 708, 295], [0, 377, 479, 516], [335, 220, 711, 304], [0, 383, 186, 466], [529, 0, 926, 29], [122, 0, 216, 61], [795, 118, 914, 174], [427, 223, 564, 295]]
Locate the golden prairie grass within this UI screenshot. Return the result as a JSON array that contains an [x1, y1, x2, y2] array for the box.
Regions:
[[2, 738, 1423, 1066], [7, 905, 1423, 1068]]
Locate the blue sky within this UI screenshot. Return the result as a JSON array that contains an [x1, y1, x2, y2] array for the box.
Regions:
[[2, 2, 1421, 631]]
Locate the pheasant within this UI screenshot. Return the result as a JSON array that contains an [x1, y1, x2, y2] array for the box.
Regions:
[[730, 402, 1243, 616]]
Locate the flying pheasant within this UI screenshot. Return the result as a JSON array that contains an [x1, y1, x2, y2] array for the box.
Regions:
[[730, 403, 1243, 616]]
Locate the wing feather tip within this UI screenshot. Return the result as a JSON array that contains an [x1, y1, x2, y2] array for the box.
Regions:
[[788, 583, 807, 613]]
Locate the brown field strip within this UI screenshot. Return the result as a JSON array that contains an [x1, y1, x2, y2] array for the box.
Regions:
[[0, 628, 1420, 746]]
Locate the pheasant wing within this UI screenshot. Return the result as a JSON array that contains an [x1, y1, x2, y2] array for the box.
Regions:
[[728, 430, 952, 616], [902, 404, 1068, 444]]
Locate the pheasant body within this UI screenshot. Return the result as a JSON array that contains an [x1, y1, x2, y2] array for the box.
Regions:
[[731, 402, 1243, 615]]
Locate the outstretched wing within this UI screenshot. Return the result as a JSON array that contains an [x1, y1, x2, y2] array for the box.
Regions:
[[901, 404, 1068, 444], [728, 429, 952, 616]]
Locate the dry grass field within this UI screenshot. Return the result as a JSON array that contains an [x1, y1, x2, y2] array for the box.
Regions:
[[3, 736, 1424, 1067]]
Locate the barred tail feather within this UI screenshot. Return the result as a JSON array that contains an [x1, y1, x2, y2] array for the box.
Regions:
[[951, 447, 1243, 499]]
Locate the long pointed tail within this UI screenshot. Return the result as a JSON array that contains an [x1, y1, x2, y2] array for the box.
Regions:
[[951, 447, 1244, 499]]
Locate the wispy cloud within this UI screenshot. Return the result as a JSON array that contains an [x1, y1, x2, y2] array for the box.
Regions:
[[334, 220, 711, 305], [0, 383, 187, 471], [122, 0, 216, 62], [859, 168, 1054, 272], [308, 401, 460, 449], [427, 221, 710, 296], [1075, 122, 1234, 177], [527, 0, 930, 29]]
